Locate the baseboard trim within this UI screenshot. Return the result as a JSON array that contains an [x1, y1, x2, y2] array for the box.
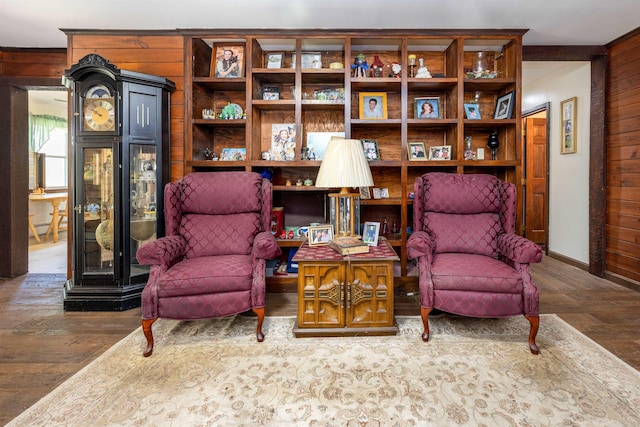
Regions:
[[547, 251, 589, 271]]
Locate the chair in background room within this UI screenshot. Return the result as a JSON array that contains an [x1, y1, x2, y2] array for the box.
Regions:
[[137, 172, 281, 356], [407, 172, 543, 354]]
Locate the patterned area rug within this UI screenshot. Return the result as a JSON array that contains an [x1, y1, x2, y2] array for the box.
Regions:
[[7, 315, 640, 426]]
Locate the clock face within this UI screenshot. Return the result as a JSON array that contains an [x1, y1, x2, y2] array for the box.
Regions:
[[83, 98, 116, 131]]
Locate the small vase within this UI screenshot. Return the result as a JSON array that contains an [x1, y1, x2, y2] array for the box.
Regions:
[[487, 131, 500, 160]]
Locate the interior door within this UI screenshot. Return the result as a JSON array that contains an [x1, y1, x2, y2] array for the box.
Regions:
[[525, 116, 548, 248]]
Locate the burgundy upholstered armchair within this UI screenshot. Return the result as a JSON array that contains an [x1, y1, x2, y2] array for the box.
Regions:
[[407, 173, 543, 354], [136, 172, 281, 357]]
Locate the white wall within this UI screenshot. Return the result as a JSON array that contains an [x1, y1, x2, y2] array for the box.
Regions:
[[522, 61, 591, 264]]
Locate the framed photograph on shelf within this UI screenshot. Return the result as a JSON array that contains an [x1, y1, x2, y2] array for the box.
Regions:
[[408, 142, 427, 160], [305, 132, 345, 160], [429, 145, 451, 160], [362, 222, 380, 246], [266, 52, 283, 69], [361, 139, 380, 160], [494, 91, 515, 119], [464, 103, 481, 119], [372, 188, 389, 199], [359, 92, 388, 119], [414, 97, 441, 119], [211, 44, 244, 78], [271, 123, 297, 161], [560, 97, 577, 154], [262, 86, 280, 100], [301, 52, 322, 69], [308, 224, 333, 246], [359, 186, 371, 199], [220, 148, 246, 161]]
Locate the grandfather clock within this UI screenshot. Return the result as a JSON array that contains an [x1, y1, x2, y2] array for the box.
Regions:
[[62, 54, 175, 310]]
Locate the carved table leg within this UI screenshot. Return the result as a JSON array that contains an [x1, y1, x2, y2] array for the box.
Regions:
[[525, 314, 540, 355], [421, 306, 433, 342]]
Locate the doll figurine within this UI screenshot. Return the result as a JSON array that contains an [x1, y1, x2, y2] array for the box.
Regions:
[[351, 53, 369, 78]]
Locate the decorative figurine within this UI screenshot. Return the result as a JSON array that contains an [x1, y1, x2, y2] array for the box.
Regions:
[[487, 131, 500, 160], [351, 53, 369, 78], [304, 178, 313, 186], [390, 62, 401, 78], [371, 55, 384, 78], [415, 58, 432, 78], [300, 146, 309, 160], [203, 147, 213, 160]]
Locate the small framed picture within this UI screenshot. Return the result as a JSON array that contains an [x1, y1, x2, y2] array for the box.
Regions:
[[560, 97, 577, 154], [360, 139, 380, 160], [262, 86, 280, 100], [301, 52, 322, 69], [211, 44, 244, 78], [308, 224, 333, 246], [372, 188, 389, 199], [429, 145, 452, 160], [414, 97, 441, 119], [359, 92, 388, 119], [408, 142, 427, 160], [359, 187, 371, 199], [266, 52, 283, 69], [362, 222, 380, 246], [464, 103, 481, 119], [271, 123, 297, 161], [220, 147, 246, 161], [494, 91, 515, 119]]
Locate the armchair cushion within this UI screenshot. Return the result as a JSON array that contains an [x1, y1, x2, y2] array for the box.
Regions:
[[432, 253, 522, 293], [182, 212, 260, 258], [425, 212, 500, 258]]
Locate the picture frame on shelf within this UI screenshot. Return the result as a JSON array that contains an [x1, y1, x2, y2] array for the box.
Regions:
[[359, 186, 371, 199], [493, 91, 515, 119], [305, 132, 345, 160], [560, 97, 577, 154], [359, 92, 388, 119], [308, 224, 333, 247], [271, 123, 298, 161], [372, 188, 389, 199], [266, 52, 283, 69], [408, 142, 427, 160], [211, 44, 244, 78], [262, 86, 280, 100], [362, 222, 380, 246], [301, 52, 322, 69], [220, 147, 246, 161], [361, 139, 380, 160], [464, 103, 481, 119], [429, 145, 452, 160], [414, 97, 441, 119]]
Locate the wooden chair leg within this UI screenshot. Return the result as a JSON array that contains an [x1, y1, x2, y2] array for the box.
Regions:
[[525, 315, 540, 355], [28, 215, 41, 243], [253, 307, 265, 342], [142, 318, 157, 357], [420, 306, 433, 342]]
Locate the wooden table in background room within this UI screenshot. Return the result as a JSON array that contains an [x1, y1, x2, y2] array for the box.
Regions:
[[29, 193, 68, 243]]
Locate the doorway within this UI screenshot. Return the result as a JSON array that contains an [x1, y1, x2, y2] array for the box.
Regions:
[[522, 103, 550, 251], [27, 89, 69, 274]]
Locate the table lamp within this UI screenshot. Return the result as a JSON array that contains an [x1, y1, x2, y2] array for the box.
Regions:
[[315, 137, 374, 238]]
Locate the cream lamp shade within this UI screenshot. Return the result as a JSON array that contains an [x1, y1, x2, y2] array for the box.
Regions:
[[316, 137, 374, 237]]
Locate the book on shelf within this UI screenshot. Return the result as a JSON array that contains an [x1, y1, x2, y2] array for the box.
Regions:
[[328, 237, 370, 256]]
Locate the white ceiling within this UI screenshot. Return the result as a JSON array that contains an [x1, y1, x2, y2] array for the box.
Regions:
[[1, 0, 638, 48]]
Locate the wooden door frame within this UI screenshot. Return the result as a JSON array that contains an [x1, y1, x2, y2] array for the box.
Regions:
[[522, 103, 550, 254], [523, 46, 607, 277]]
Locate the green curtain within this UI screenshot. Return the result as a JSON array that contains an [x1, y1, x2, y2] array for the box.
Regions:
[[29, 113, 67, 152]]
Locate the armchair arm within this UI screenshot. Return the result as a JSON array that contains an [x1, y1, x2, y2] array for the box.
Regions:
[[136, 235, 186, 268], [407, 230, 434, 260], [497, 233, 542, 264], [252, 231, 282, 260]]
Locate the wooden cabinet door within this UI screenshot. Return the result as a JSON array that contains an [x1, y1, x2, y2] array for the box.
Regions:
[[297, 262, 346, 328], [346, 261, 394, 328]]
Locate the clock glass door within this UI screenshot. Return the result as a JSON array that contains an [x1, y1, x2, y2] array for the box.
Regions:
[[75, 145, 116, 283], [129, 144, 158, 282]]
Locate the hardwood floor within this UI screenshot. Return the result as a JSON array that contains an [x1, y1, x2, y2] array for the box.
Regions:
[[1, 255, 639, 425]]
